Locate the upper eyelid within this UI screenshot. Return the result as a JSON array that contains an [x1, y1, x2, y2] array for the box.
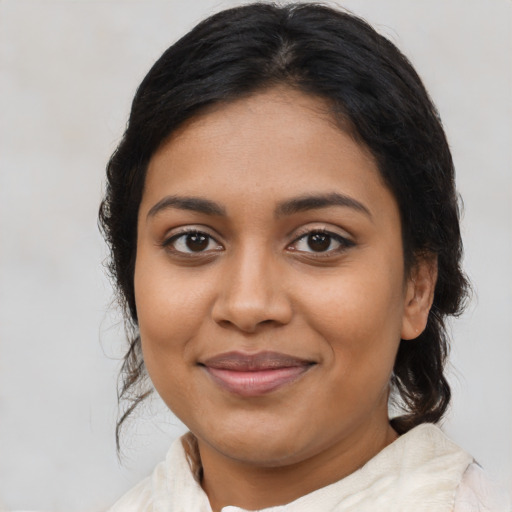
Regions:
[[160, 224, 353, 247], [160, 227, 224, 252], [163, 225, 221, 240], [290, 231, 352, 248], [162, 229, 224, 257], [287, 225, 356, 253], [289, 224, 353, 242]]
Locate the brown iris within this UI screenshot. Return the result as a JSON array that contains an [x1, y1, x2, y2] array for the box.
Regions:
[[186, 232, 209, 251], [307, 233, 331, 252]]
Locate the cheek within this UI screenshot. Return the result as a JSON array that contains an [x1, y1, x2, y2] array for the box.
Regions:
[[134, 265, 210, 414], [298, 259, 405, 375], [134, 258, 211, 371]]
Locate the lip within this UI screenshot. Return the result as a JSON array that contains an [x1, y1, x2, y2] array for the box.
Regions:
[[200, 351, 315, 397]]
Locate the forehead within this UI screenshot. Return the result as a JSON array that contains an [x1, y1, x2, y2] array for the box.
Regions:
[[142, 87, 392, 218]]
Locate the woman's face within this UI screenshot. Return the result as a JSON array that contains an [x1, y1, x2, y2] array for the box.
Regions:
[[135, 88, 431, 471]]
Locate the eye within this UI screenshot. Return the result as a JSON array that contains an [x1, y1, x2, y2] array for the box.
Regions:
[[163, 230, 223, 254], [290, 230, 354, 254]]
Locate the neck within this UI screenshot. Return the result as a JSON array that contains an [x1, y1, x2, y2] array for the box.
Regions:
[[198, 421, 398, 512]]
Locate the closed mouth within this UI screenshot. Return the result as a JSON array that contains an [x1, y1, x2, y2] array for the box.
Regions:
[[199, 351, 316, 396]]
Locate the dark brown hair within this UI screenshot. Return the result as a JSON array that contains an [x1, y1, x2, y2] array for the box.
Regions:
[[99, 2, 469, 451]]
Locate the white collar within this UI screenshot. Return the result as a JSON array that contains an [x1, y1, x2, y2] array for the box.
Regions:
[[140, 424, 473, 512]]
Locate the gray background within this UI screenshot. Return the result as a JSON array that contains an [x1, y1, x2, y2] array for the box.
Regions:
[[0, 0, 510, 510]]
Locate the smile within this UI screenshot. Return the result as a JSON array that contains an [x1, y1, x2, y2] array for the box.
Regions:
[[200, 351, 315, 397]]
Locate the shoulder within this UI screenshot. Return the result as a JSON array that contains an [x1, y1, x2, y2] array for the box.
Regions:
[[454, 462, 511, 512], [105, 435, 211, 512], [105, 443, 174, 512], [107, 476, 153, 512]]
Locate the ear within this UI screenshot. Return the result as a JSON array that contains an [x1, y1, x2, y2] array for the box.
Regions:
[[401, 254, 438, 340]]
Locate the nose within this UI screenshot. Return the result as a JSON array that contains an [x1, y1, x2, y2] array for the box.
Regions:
[[211, 246, 293, 333]]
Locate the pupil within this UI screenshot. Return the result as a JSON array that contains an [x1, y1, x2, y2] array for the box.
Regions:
[[186, 232, 208, 251], [308, 233, 330, 252]]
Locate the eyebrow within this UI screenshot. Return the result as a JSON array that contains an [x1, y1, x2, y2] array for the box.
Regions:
[[146, 192, 371, 220], [147, 195, 226, 218], [275, 193, 372, 219]]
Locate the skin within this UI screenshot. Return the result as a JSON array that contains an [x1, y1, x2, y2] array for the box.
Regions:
[[134, 87, 437, 511]]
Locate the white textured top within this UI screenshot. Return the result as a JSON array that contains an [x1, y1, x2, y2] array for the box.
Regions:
[[108, 424, 510, 512], [454, 463, 510, 512]]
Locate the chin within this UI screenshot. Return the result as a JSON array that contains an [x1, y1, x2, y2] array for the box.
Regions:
[[195, 418, 319, 467]]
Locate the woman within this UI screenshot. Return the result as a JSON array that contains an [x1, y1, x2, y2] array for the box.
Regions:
[[100, 3, 509, 511]]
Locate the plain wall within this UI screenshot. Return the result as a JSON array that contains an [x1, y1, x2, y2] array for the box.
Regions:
[[0, 0, 510, 510]]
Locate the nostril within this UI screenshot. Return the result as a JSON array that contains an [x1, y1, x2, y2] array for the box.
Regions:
[[211, 276, 293, 332]]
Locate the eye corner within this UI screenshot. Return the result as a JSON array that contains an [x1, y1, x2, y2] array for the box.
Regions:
[[287, 227, 355, 258], [161, 227, 224, 257]]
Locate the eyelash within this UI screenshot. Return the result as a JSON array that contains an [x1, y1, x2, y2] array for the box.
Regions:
[[161, 228, 223, 256], [161, 227, 354, 258], [288, 229, 355, 258]]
